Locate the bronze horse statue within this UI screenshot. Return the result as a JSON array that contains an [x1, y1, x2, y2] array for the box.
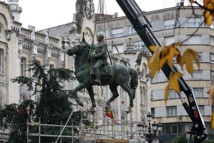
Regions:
[[66, 41, 138, 110]]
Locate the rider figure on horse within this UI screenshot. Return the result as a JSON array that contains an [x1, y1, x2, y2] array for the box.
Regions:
[[92, 34, 108, 84]]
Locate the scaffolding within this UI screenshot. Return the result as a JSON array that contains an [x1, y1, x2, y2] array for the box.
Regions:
[[26, 110, 143, 143]]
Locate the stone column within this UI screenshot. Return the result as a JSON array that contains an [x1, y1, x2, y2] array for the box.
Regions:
[[45, 45, 53, 71], [30, 41, 38, 101], [18, 42, 23, 103]]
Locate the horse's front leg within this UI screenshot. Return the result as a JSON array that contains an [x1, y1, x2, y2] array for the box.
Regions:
[[70, 82, 87, 107], [86, 86, 96, 109], [105, 84, 119, 111]]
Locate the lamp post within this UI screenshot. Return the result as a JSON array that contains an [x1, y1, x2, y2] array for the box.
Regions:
[[137, 113, 162, 143], [137, 124, 143, 137], [146, 113, 162, 143]]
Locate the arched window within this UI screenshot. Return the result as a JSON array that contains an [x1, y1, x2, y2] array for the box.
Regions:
[[50, 64, 54, 69], [0, 15, 7, 39], [143, 87, 146, 104], [140, 87, 146, 105], [0, 49, 3, 73], [0, 89, 3, 107], [143, 63, 147, 79], [20, 57, 26, 76], [0, 23, 3, 34], [140, 86, 143, 104]]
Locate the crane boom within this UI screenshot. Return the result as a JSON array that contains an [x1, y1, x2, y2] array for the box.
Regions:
[[116, 0, 207, 142]]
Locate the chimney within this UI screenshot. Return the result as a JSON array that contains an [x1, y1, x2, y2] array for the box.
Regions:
[[114, 12, 118, 18], [180, 0, 184, 6]]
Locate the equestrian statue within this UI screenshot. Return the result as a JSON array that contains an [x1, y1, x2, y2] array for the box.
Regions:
[[66, 33, 138, 111]]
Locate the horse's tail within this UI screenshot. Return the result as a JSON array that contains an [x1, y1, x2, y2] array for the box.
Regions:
[[129, 68, 138, 99]]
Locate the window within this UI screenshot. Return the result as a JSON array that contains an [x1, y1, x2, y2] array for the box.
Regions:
[[97, 30, 109, 38], [191, 52, 202, 63], [0, 49, 3, 73], [211, 53, 214, 62], [198, 52, 202, 62], [192, 70, 202, 79], [166, 106, 177, 116], [172, 125, 178, 134], [140, 87, 144, 104], [143, 87, 146, 104], [134, 41, 144, 51], [151, 108, 155, 118], [163, 124, 183, 135], [164, 36, 175, 45], [165, 125, 171, 134], [127, 26, 136, 35], [168, 90, 177, 99], [0, 23, 3, 34], [50, 64, 54, 69], [20, 57, 26, 76], [211, 36, 214, 45], [111, 28, 123, 38], [164, 19, 175, 29], [199, 105, 204, 115], [193, 88, 203, 98], [211, 71, 214, 80], [37, 60, 41, 66], [186, 18, 201, 27], [184, 35, 201, 44], [151, 91, 154, 100]]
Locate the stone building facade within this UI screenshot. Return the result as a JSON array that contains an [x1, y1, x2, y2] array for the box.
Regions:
[[0, 0, 22, 107], [1, 0, 70, 103]]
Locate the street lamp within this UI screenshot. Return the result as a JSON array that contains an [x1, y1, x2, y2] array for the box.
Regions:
[[137, 124, 143, 137], [157, 122, 162, 135], [145, 112, 162, 143]]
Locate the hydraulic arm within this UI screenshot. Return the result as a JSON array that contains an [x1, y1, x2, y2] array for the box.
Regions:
[[116, 0, 207, 142]]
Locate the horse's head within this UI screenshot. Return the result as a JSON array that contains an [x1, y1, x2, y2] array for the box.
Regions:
[[67, 42, 89, 56]]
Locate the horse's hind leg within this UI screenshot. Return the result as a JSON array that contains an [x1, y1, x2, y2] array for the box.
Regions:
[[120, 83, 134, 107], [86, 86, 96, 108], [105, 84, 119, 111]]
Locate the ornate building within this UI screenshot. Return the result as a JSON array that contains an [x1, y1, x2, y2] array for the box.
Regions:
[[0, 0, 22, 107], [0, 1, 70, 141]]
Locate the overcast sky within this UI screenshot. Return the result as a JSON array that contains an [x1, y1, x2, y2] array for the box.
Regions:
[[17, 0, 179, 31]]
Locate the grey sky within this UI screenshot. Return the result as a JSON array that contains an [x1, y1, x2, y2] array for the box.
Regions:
[[18, 0, 179, 30]]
